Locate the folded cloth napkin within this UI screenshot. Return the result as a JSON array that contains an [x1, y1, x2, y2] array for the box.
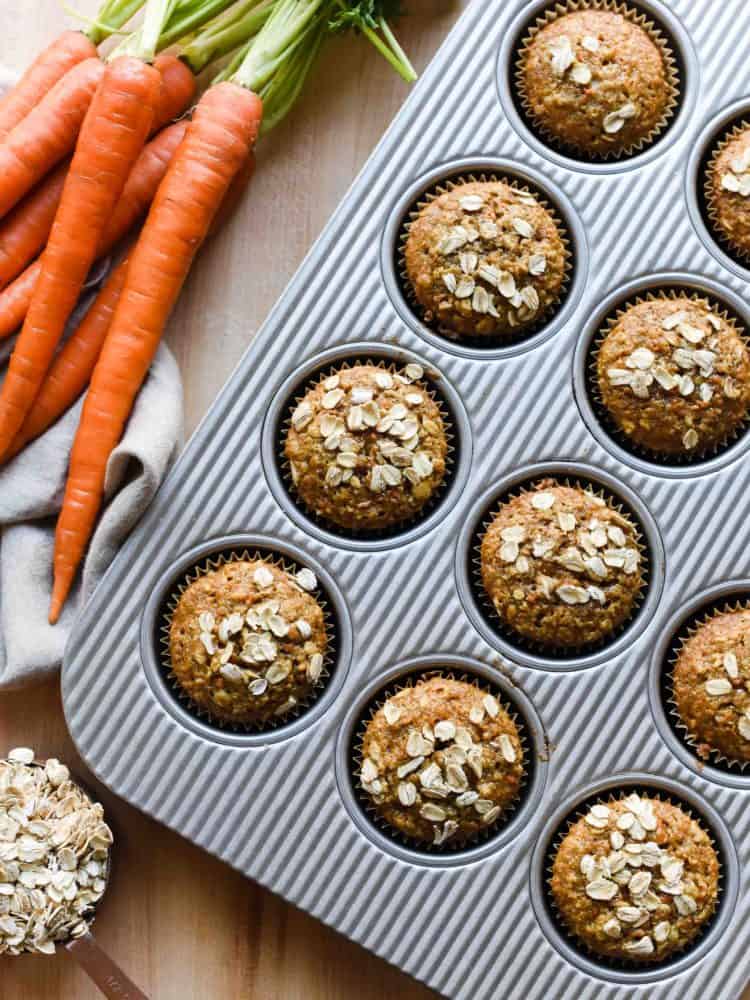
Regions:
[[0, 68, 184, 690]]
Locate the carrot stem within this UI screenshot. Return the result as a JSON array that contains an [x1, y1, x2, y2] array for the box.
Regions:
[[179, 0, 275, 74], [85, 0, 147, 45], [138, 0, 182, 61]]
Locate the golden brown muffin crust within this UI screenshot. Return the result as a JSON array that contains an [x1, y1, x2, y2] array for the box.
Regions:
[[404, 180, 567, 338], [284, 363, 448, 532], [480, 480, 644, 649], [707, 125, 750, 257], [596, 297, 750, 455], [169, 558, 328, 725], [551, 794, 719, 962], [521, 9, 671, 157], [359, 676, 524, 846], [673, 608, 750, 763]]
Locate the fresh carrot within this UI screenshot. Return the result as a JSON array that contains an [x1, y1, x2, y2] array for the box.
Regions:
[[0, 58, 105, 220], [0, 55, 163, 458], [0, 161, 68, 291], [7, 151, 256, 460], [0, 120, 189, 343], [151, 53, 196, 131], [0, 31, 98, 143], [0, 266, 37, 343], [0, 53, 193, 298], [4, 261, 129, 461], [50, 83, 262, 622]]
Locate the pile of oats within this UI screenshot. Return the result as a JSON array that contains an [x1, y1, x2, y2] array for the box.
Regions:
[[0, 749, 112, 956], [434, 189, 546, 329]]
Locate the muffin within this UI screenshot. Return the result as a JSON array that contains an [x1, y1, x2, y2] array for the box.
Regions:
[[359, 676, 524, 847], [285, 363, 448, 532], [673, 608, 750, 763], [519, 8, 674, 158], [596, 296, 750, 455], [403, 180, 567, 338], [480, 480, 643, 649], [706, 122, 750, 259], [551, 793, 719, 962], [169, 558, 328, 725]]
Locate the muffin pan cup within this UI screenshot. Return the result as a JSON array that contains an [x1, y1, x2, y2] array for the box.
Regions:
[[62, 1, 750, 998]]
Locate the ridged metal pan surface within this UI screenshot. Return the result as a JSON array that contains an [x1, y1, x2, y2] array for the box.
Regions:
[[62, 1, 750, 996]]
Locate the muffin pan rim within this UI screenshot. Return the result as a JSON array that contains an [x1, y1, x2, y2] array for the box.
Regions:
[[496, 0, 699, 175], [572, 270, 750, 479], [529, 771, 739, 985], [454, 460, 666, 672], [378, 155, 590, 361], [260, 340, 473, 552], [686, 97, 750, 282], [333, 652, 549, 869], [648, 578, 750, 790], [138, 533, 354, 748]]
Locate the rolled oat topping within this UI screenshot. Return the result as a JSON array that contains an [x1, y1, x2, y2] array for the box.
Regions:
[[0, 751, 113, 956], [707, 123, 750, 259], [596, 297, 750, 456], [170, 558, 328, 725], [404, 180, 567, 339], [481, 480, 643, 649], [551, 794, 719, 962], [285, 364, 448, 531], [673, 608, 750, 763], [359, 677, 524, 846], [519, 8, 673, 158]]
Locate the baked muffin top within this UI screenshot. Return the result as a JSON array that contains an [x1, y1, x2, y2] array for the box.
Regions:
[[551, 793, 719, 962], [707, 124, 750, 258], [481, 480, 643, 649], [520, 9, 672, 157], [285, 363, 448, 532], [596, 296, 750, 456], [169, 558, 328, 725], [359, 676, 524, 847], [404, 180, 567, 339], [673, 608, 750, 763]]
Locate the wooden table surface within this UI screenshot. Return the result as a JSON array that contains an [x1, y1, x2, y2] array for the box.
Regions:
[[0, 2, 465, 997]]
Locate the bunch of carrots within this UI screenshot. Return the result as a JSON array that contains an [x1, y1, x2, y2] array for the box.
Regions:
[[0, 0, 415, 622]]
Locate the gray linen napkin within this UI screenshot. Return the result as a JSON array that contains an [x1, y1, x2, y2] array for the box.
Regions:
[[0, 69, 184, 690]]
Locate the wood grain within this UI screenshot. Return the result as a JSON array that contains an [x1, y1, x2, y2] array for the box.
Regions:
[[0, 2, 464, 996]]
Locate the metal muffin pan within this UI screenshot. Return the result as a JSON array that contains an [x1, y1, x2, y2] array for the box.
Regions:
[[62, 0, 750, 997]]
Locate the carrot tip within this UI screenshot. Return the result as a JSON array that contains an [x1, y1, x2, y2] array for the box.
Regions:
[[49, 571, 72, 625]]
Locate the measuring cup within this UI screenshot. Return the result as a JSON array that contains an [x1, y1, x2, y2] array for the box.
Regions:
[[2, 758, 149, 1000]]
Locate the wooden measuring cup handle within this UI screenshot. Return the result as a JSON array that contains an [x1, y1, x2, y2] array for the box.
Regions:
[[66, 932, 150, 999]]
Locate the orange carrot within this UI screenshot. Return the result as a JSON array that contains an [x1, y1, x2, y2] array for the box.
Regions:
[[5, 261, 129, 461], [50, 83, 262, 621], [0, 120, 188, 343], [151, 54, 196, 130], [0, 31, 97, 143], [0, 161, 68, 291], [7, 151, 255, 459], [0, 56, 163, 459], [0, 58, 105, 220], [0, 266, 37, 342]]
